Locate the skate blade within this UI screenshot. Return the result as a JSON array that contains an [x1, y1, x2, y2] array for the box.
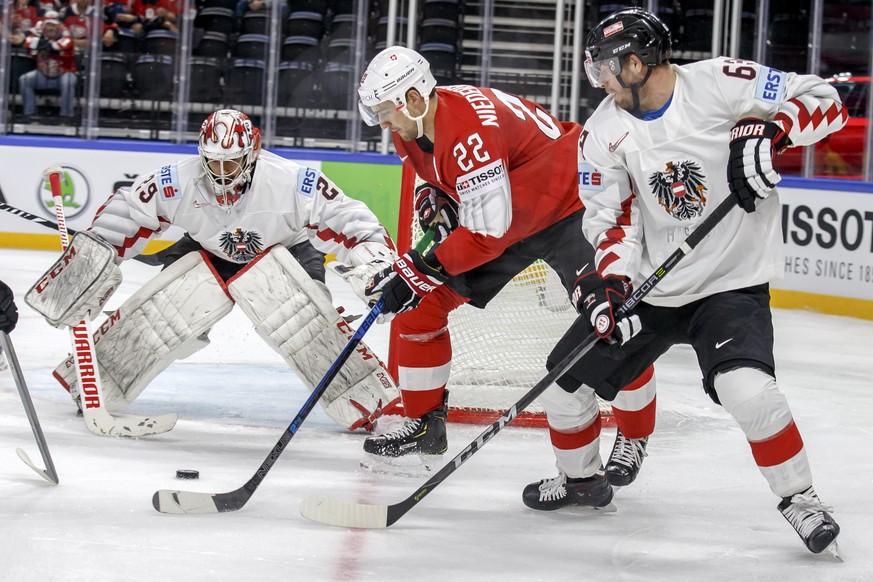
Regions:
[[359, 452, 442, 478], [561, 501, 617, 515], [823, 540, 842, 562]]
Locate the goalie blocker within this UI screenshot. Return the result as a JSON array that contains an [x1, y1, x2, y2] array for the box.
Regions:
[[53, 246, 400, 431]]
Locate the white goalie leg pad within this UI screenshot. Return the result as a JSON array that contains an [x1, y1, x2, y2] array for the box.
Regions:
[[228, 245, 401, 431], [25, 231, 123, 328], [52, 251, 234, 411]]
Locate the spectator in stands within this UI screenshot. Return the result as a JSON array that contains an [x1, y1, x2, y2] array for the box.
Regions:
[[8, 0, 42, 47], [19, 11, 78, 120], [106, 1, 145, 43], [132, 0, 179, 34]]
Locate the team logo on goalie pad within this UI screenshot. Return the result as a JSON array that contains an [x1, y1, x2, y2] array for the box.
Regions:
[[219, 228, 264, 261], [648, 160, 708, 221]]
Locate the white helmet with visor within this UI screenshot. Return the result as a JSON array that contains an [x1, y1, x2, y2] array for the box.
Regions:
[[198, 109, 261, 210], [358, 46, 437, 137]]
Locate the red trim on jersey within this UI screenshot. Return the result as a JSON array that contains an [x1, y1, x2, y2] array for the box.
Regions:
[[549, 414, 602, 450], [749, 420, 804, 467]]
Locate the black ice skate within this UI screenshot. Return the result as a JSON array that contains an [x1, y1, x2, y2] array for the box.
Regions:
[[362, 395, 448, 458], [605, 431, 648, 487], [522, 471, 615, 512], [778, 486, 841, 558]]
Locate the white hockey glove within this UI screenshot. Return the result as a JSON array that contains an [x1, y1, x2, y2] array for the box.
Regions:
[[327, 241, 396, 306], [25, 231, 122, 328], [727, 118, 789, 213]]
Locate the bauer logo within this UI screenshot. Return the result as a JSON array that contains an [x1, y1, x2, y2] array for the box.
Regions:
[[578, 162, 604, 191], [159, 164, 181, 200], [297, 167, 318, 197], [37, 165, 90, 219], [755, 67, 785, 103], [455, 159, 506, 201]]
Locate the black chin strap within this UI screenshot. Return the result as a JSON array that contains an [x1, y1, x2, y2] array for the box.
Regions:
[[617, 66, 654, 116]]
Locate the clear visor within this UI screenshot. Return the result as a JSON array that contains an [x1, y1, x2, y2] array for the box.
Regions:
[[358, 99, 400, 126], [584, 55, 623, 88]]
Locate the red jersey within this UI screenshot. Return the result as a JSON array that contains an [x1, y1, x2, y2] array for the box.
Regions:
[[395, 86, 582, 275]]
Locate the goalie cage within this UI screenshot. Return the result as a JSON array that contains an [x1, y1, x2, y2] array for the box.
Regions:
[[388, 166, 614, 428]]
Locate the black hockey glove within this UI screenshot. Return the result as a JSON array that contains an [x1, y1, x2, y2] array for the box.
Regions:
[[414, 183, 459, 244], [0, 280, 19, 334], [365, 249, 447, 317], [572, 272, 641, 345], [727, 118, 789, 213]]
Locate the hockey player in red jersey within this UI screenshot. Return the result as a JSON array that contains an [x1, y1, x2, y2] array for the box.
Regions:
[[528, 8, 845, 555], [338, 46, 655, 495]]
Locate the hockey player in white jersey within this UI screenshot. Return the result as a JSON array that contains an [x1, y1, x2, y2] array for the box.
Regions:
[[26, 109, 401, 432], [523, 8, 846, 556]]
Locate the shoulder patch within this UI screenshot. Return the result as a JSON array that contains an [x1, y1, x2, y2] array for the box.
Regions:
[[297, 166, 318, 198], [158, 164, 181, 200], [455, 159, 506, 201], [578, 162, 604, 191], [755, 67, 785, 103]]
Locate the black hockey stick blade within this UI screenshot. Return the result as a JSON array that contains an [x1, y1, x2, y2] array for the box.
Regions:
[[152, 298, 387, 514], [299, 196, 738, 528]]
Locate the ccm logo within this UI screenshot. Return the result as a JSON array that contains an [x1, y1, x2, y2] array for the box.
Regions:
[[35, 245, 77, 293]]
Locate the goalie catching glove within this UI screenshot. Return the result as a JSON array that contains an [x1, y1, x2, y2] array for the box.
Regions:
[[414, 183, 459, 244], [365, 249, 447, 318], [327, 241, 396, 306], [727, 118, 789, 213], [572, 272, 641, 345]]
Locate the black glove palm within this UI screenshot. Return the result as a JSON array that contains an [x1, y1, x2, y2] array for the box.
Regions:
[[0, 281, 19, 334]]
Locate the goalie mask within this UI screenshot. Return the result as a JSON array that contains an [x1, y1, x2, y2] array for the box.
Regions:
[[584, 7, 671, 89], [198, 109, 261, 209], [358, 46, 437, 138]]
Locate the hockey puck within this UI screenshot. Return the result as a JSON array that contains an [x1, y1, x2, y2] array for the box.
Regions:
[[175, 469, 199, 480]]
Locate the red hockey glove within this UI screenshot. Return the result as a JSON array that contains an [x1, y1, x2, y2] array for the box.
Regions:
[[727, 118, 789, 213], [365, 249, 447, 316], [572, 272, 641, 345], [414, 183, 459, 243]]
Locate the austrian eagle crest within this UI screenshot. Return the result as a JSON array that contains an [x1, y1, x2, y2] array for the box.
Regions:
[[648, 160, 708, 220], [219, 228, 263, 261]]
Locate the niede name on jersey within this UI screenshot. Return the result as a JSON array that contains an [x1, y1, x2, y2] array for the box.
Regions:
[[445, 85, 500, 127], [456, 159, 506, 201], [755, 67, 784, 103], [159, 164, 181, 200]]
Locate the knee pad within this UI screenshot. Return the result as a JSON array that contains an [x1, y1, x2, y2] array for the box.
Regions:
[[713, 367, 793, 440]]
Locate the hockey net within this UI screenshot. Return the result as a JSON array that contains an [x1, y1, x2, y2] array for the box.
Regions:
[[388, 166, 613, 428]]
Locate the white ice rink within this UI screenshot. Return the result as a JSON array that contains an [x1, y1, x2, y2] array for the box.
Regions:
[[1, 248, 872, 582]]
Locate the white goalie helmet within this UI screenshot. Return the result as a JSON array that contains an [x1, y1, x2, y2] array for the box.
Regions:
[[198, 109, 261, 209], [358, 46, 437, 132]]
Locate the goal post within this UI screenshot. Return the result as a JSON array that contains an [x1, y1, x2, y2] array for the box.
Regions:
[[388, 165, 613, 428]]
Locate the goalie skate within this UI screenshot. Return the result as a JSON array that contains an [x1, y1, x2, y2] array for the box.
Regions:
[[778, 486, 841, 558]]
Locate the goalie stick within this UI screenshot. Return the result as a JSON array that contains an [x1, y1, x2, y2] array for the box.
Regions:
[[43, 167, 177, 438], [152, 229, 437, 515], [1, 331, 59, 484], [298, 195, 738, 528], [0, 201, 165, 267]]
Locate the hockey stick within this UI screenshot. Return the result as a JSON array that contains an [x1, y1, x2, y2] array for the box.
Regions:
[[152, 229, 438, 514], [299, 195, 738, 528], [43, 167, 177, 438], [0, 201, 165, 266], [152, 297, 388, 514], [1, 331, 59, 484]]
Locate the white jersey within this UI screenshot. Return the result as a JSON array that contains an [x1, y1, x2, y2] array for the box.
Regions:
[[578, 57, 847, 307], [90, 150, 393, 264]]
